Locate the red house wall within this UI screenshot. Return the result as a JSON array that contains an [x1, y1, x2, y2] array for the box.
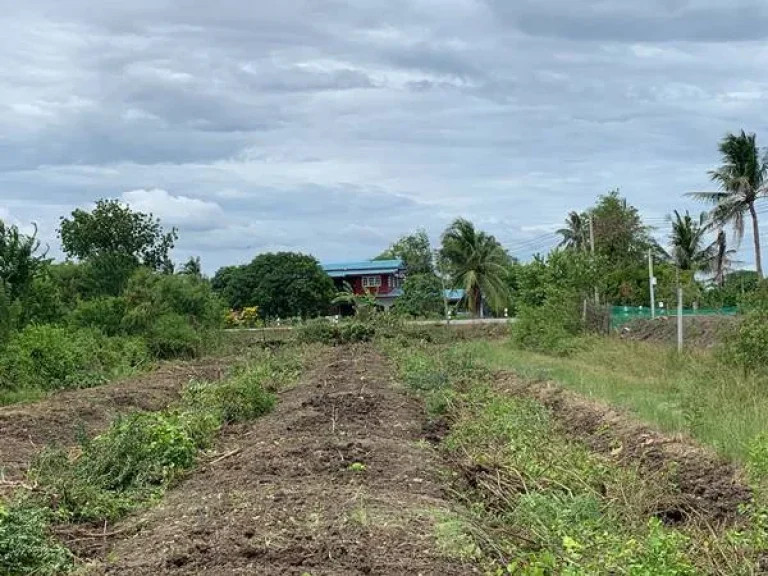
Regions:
[[349, 274, 395, 295]]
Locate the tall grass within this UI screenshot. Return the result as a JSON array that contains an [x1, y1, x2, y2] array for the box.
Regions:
[[459, 337, 768, 463]]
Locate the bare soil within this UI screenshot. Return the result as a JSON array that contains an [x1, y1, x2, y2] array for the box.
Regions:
[[618, 316, 738, 349], [86, 346, 475, 575], [496, 373, 752, 525], [0, 359, 230, 484]]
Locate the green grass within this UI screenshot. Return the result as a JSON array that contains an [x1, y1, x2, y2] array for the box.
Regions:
[[382, 339, 768, 575], [456, 337, 768, 464]]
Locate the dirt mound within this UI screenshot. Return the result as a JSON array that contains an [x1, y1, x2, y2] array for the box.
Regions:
[[496, 374, 751, 525], [87, 346, 476, 575], [618, 316, 738, 349], [0, 359, 229, 483]]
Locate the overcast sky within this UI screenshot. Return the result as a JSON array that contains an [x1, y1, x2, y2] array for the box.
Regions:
[[3, 0, 768, 272]]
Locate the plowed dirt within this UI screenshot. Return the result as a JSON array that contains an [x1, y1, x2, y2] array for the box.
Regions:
[[87, 346, 476, 575], [0, 359, 230, 484], [497, 373, 751, 525]]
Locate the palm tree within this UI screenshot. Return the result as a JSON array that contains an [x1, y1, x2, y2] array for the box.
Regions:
[[668, 210, 717, 271], [690, 130, 768, 278], [557, 211, 588, 251], [439, 218, 510, 317]]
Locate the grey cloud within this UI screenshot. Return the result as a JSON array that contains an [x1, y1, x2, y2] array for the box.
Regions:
[[486, 0, 768, 42]]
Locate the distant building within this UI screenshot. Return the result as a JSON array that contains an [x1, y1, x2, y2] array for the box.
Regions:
[[322, 259, 405, 311], [322, 259, 468, 315]]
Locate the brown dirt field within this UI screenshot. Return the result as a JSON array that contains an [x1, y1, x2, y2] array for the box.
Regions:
[[0, 359, 230, 484], [618, 316, 738, 349], [86, 345, 476, 576], [496, 373, 752, 525]]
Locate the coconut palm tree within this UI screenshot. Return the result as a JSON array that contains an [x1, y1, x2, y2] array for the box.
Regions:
[[689, 130, 768, 278], [557, 211, 588, 251], [668, 210, 717, 271], [439, 218, 510, 317]]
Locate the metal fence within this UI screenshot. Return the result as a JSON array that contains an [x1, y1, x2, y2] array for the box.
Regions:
[[610, 305, 738, 329]]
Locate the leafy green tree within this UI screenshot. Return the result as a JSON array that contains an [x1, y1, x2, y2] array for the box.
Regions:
[[440, 218, 510, 316], [376, 230, 433, 275], [690, 131, 768, 278], [395, 274, 443, 318], [557, 211, 589, 251], [213, 253, 334, 319], [58, 199, 178, 296], [0, 221, 48, 301]]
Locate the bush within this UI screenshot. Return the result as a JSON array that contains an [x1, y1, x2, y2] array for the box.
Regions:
[[0, 325, 149, 393], [146, 313, 202, 359], [0, 503, 72, 575], [721, 287, 768, 374], [30, 410, 213, 522], [183, 368, 276, 423], [296, 319, 376, 345], [512, 298, 583, 356], [68, 296, 127, 336]]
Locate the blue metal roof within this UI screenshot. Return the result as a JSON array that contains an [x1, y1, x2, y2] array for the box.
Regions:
[[444, 289, 466, 301], [322, 259, 403, 278]]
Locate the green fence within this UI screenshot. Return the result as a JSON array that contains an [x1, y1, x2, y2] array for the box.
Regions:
[[611, 305, 738, 329]]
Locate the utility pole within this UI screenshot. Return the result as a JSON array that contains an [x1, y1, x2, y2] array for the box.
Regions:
[[589, 215, 598, 305], [648, 248, 656, 319], [435, 250, 450, 325], [676, 267, 683, 353]]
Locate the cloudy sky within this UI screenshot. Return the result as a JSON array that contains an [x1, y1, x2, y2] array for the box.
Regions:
[[3, 0, 768, 272]]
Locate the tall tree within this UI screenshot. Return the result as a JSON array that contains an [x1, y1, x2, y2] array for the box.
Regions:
[[0, 221, 48, 301], [439, 218, 510, 316], [690, 130, 768, 278], [59, 199, 177, 271], [180, 256, 203, 278], [213, 253, 334, 319], [557, 211, 588, 251], [667, 210, 718, 272], [376, 230, 433, 275]]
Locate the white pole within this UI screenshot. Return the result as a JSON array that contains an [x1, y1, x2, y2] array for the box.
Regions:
[[676, 266, 683, 353], [677, 285, 683, 353], [589, 215, 598, 304], [648, 249, 656, 319]]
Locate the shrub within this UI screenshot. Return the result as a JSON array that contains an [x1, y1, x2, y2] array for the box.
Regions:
[[512, 298, 583, 356], [68, 296, 127, 336], [146, 313, 201, 359], [183, 369, 276, 423], [0, 503, 72, 575], [296, 319, 376, 345], [0, 325, 149, 393]]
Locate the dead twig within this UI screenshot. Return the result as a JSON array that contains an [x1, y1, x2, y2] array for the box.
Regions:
[[207, 448, 242, 466]]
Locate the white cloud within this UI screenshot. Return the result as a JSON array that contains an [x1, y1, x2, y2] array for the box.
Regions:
[[121, 189, 225, 231]]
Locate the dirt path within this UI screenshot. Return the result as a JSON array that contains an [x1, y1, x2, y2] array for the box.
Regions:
[[0, 359, 230, 484], [90, 345, 473, 575]]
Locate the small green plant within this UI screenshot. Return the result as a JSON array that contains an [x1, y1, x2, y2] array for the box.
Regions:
[[0, 502, 73, 575], [348, 462, 367, 473]]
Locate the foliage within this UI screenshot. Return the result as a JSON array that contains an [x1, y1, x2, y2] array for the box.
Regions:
[[557, 211, 589, 251], [0, 325, 149, 394], [440, 218, 510, 315], [690, 130, 768, 278], [395, 273, 444, 318], [213, 252, 334, 320], [721, 287, 768, 374], [68, 296, 127, 336], [179, 256, 203, 278], [700, 270, 761, 308], [0, 503, 72, 575], [182, 368, 276, 423], [145, 313, 202, 359], [376, 229, 434, 275], [295, 318, 376, 345], [0, 220, 48, 302], [512, 299, 583, 356], [667, 210, 718, 272], [332, 281, 378, 320], [58, 199, 177, 271], [19, 272, 67, 326]]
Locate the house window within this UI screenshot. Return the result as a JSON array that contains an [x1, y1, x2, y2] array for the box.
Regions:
[[362, 276, 382, 288]]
